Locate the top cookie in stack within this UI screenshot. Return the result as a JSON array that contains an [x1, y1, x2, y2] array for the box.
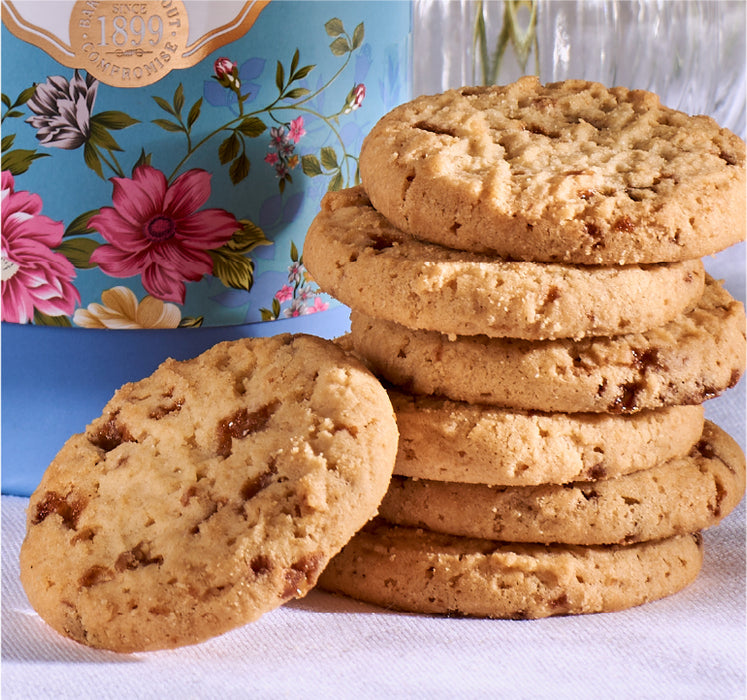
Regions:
[[357, 76, 745, 265], [305, 77, 746, 619]]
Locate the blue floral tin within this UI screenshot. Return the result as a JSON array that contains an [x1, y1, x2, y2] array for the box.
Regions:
[[1, 0, 412, 495]]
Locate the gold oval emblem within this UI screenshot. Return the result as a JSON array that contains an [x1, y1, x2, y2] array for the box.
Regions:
[[68, 1, 190, 87], [3, 1, 270, 88]]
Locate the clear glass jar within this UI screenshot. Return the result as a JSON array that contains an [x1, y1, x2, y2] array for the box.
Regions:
[[413, 0, 745, 136]]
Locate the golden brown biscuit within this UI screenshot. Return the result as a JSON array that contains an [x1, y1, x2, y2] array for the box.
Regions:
[[360, 78, 745, 264], [349, 276, 745, 413], [304, 186, 705, 340], [20, 334, 398, 652], [380, 421, 745, 545], [318, 520, 704, 618], [390, 389, 704, 485]]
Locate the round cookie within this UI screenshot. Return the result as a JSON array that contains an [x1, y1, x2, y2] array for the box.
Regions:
[[349, 275, 746, 413], [359, 77, 746, 264], [303, 186, 705, 340], [380, 421, 745, 545], [391, 388, 704, 485], [19, 334, 399, 652], [318, 520, 704, 618]]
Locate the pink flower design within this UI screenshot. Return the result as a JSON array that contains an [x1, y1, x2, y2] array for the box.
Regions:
[[308, 297, 329, 314], [274, 284, 294, 303], [89, 166, 238, 304], [214, 57, 236, 79], [288, 116, 306, 144], [1, 170, 80, 323], [213, 57, 240, 89], [343, 84, 366, 114], [264, 152, 279, 165]]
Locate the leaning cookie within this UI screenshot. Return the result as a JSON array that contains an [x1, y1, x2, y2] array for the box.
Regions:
[[380, 421, 745, 545], [303, 186, 705, 340], [390, 388, 704, 485], [359, 77, 746, 264], [350, 275, 745, 413], [20, 334, 398, 653], [318, 520, 704, 618]]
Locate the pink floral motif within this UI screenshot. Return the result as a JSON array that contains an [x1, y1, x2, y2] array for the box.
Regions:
[[213, 57, 240, 89], [274, 284, 294, 303], [1, 170, 80, 323], [288, 116, 306, 144], [308, 296, 329, 314], [343, 84, 366, 114], [89, 166, 238, 304], [265, 121, 303, 187]]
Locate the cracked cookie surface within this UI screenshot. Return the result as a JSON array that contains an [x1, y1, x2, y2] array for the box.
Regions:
[[20, 334, 398, 652], [380, 421, 745, 545], [350, 276, 746, 413], [390, 388, 704, 485], [304, 186, 705, 340], [318, 520, 704, 618], [360, 77, 745, 264]]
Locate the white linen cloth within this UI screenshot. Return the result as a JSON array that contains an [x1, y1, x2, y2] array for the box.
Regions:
[[2, 246, 745, 699]]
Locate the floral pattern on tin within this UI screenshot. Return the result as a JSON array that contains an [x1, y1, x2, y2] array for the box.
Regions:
[[1, 171, 80, 324], [0, 16, 373, 326]]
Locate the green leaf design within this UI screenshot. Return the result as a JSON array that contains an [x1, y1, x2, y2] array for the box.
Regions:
[[64, 209, 100, 238], [55, 237, 100, 269], [83, 142, 104, 179], [2, 133, 15, 151], [89, 120, 123, 151], [320, 146, 338, 170], [328, 171, 344, 192], [291, 64, 315, 81], [329, 36, 351, 56], [1, 93, 10, 108], [218, 133, 240, 164], [325, 18, 344, 36], [152, 94, 175, 115], [352, 22, 365, 49], [290, 48, 300, 76], [33, 310, 72, 327], [237, 116, 266, 138], [133, 149, 152, 171], [301, 154, 322, 177], [1, 148, 49, 175], [152, 118, 183, 133], [187, 98, 202, 128], [3, 110, 23, 119], [260, 298, 282, 322], [173, 84, 185, 115], [179, 316, 204, 328], [284, 87, 310, 100], [209, 248, 255, 292], [275, 60, 285, 91], [93, 110, 139, 130], [229, 153, 250, 184], [15, 85, 38, 107], [290, 241, 299, 263], [227, 219, 272, 254]]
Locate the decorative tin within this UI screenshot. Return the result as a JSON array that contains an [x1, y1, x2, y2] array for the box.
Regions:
[[1, 0, 412, 494]]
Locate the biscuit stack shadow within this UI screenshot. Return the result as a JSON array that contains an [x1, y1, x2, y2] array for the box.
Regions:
[[303, 79, 747, 618]]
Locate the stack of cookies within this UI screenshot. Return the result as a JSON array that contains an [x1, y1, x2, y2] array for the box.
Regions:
[[304, 77, 747, 617]]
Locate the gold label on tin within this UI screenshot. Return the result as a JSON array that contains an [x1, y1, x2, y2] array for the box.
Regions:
[[3, 1, 270, 88], [69, 1, 190, 87]]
